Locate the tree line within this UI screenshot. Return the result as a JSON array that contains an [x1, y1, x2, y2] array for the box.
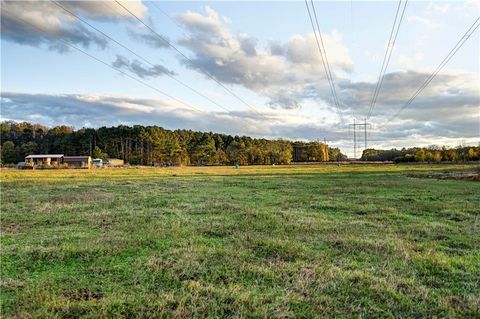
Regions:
[[0, 121, 345, 166], [361, 145, 480, 163]]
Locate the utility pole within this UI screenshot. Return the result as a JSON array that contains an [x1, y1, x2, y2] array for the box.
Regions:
[[353, 118, 356, 159], [349, 118, 357, 159], [364, 118, 367, 150], [349, 119, 371, 159]]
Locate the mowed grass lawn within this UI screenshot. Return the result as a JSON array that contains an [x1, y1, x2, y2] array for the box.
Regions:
[[1, 164, 479, 318]]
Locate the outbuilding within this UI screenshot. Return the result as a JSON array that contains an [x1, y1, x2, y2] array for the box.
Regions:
[[25, 154, 64, 167], [63, 156, 92, 169], [105, 158, 124, 167]]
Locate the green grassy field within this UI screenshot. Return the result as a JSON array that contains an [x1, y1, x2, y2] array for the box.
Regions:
[[1, 164, 479, 318]]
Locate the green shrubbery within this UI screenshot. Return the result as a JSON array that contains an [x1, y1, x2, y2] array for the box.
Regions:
[[361, 145, 479, 163]]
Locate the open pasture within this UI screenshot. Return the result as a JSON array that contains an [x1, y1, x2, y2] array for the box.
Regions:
[[1, 164, 479, 318]]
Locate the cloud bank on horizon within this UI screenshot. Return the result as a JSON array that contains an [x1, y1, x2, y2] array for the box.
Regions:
[[1, 0, 479, 154]]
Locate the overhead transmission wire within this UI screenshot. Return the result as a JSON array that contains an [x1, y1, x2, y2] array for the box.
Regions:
[[305, 0, 345, 124], [382, 16, 480, 126], [113, 0, 261, 115], [2, 9, 202, 113], [367, 0, 408, 120], [147, 1, 187, 35], [51, 0, 232, 113], [311, 0, 340, 110]]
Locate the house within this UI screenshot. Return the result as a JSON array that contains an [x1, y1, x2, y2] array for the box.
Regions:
[[25, 154, 64, 167], [63, 156, 92, 169]]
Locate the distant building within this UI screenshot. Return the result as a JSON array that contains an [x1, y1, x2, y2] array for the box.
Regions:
[[25, 154, 64, 167], [63, 156, 92, 169], [105, 158, 124, 167], [24, 154, 92, 169]]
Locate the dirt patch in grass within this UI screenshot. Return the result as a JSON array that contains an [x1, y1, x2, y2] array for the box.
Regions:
[[1, 223, 26, 235], [63, 288, 103, 301], [0, 279, 25, 290], [408, 172, 480, 181]]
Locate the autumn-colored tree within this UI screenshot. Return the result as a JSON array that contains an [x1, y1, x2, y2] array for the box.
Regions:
[[466, 148, 478, 161], [414, 149, 426, 162]]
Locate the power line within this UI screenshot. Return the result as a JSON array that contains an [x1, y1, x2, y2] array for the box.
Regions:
[[304, 0, 335, 105], [147, 1, 187, 35], [304, 0, 345, 124], [384, 16, 480, 125], [3, 9, 203, 113], [367, 0, 402, 119], [370, 0, 407, 118], [51, 0, 232, 113], [349, 0, 357, 120], [367, 0, 408, 120], [114, 0, 261, 115], [311, 0, 342, 112]]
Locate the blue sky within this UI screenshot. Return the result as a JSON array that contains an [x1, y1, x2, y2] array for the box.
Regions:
[[1, 0, 479, 156]]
